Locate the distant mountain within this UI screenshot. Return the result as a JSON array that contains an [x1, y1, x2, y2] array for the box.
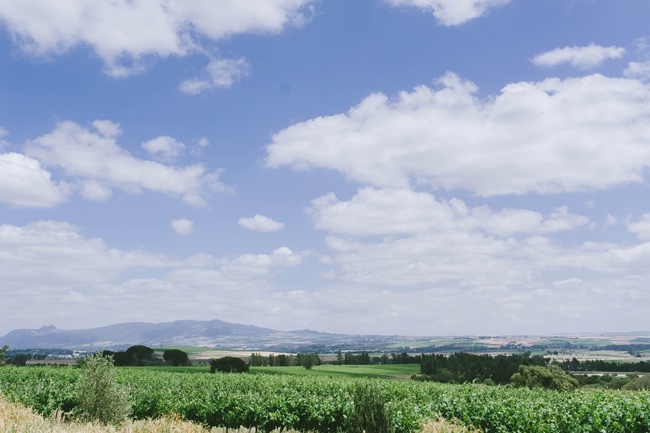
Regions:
[[0, 319, 321, 350], [0, 319, 409, 351]]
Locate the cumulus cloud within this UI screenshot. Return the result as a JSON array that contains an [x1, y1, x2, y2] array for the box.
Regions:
[[624, 61, 650, 81], [25, 120, 227, 206], [385, 0, 510, 26], [267, 73, 650, 196], [170, 218, 194, 235], [0, 0, 313, 77], [142, 136, 186, 161], [0, 152, 69, 208], [628, 214, 650, 240], [310, 188, 589, 237], [239, 214, 286, 232], [180, 58, 250, 95], [532, 44, 626, 69]]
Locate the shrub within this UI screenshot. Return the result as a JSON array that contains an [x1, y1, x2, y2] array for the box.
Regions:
[[76, 353, 131, 424], [623, 375, 650, 391], [347, 382, 393, 433], [510, 365, 579, 391]]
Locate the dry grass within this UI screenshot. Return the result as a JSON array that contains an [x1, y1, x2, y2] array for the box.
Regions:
[[419, 419, 482, 433], [0, 394, 478, 433], [0, 395, 295, 433]]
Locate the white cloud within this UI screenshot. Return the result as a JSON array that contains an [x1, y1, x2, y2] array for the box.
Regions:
[[267, 73, 650, 196], [170, 218, 194, 235], [191, 137, 210, 156], [0, 152, 69, 208], [0, 0, 313, 77], [0, 220, 172, 291], [311, 188, 588, 238], [80, 180, 112, 201], [179, 57, 250, 94], [628, 214, 650, 240], [385, 0, 510, 26], [142, 136, 186, 161], [624, 61, 650, 81], [0, 219, 305, 335], [25, 120, 226, 206], [239, 214, 286, 232], [532, 44, 626, 69]]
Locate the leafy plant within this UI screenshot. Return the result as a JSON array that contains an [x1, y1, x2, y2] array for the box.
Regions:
[[347, 382, 392, 433], [75, 353, 131, 424]]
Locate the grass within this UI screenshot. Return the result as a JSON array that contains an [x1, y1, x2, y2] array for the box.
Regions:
[[250, 364, 420, 379]]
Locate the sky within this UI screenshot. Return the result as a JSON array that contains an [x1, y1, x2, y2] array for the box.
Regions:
[[1, 0, 650, 338]]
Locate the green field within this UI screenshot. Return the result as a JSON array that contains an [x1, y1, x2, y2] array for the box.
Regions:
[[1, 365, 650, 433], [250, 364, 419, 379], [154, 346, 215, 355]]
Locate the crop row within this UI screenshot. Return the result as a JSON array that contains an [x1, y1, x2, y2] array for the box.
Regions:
[[1, 367, 649, 433]]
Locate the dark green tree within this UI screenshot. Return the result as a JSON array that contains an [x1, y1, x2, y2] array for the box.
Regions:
[[250, 352, 264, 366], [163, 349, 189, 366], [125, 345, 154, 366], [0, 345, 8, 365], [10, 353, 30, 366], [210, 356, 249, 373]]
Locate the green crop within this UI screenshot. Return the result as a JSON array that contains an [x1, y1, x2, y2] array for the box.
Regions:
[[1, 366, 649, 433]]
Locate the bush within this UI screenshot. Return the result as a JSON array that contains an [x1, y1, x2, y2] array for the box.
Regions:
[[210, 356, 249, 373], [76, 353, 131, 424], [347, 382, 393, 433], [623, 375, 650, 391], [510, 365, 579, 391]]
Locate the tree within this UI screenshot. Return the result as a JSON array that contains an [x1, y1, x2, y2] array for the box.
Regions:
[[112, 351, 132, 366], [10, 353, 30, 366], [510, 365, 579, 391], [125, 345, 154, 366], [210, 356, 249, 373], [163, 349, 189, 366], [0, 345, 8, 365], [250, 352, 265, 366]]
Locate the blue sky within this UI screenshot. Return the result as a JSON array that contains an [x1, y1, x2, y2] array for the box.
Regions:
[[1, 0, 650, 337]]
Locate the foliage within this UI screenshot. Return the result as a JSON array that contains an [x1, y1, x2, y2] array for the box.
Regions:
[[510, 365, 579, 391], [76, 353, 131, 424], [559, 357, 650, 373], [2, 365, 650, 432], [347, 382, 392, 433], [0, 345, 8, 366], [623, 375, 650, 391], [210, 357, 249, 373], [125, 346, 155, 366], [420, 352, 546, 385], [163, 349, 189, 367], [10, 353, 31, 366]]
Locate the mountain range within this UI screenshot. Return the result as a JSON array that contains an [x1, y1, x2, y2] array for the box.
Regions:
[[0, 320, 400, 351]]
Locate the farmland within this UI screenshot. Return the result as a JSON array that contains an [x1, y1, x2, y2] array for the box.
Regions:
[[1, 365, 649, 432]]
